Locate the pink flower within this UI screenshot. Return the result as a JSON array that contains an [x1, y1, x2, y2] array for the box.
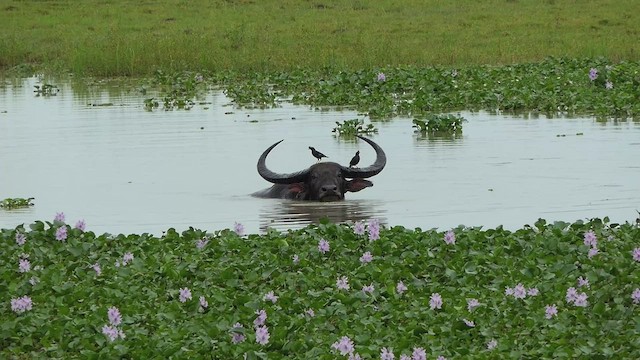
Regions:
[[230, 323, 246, 344], [588, 247, 599, 258], [199, 296, 208, 309], [513, 283, 527, 299], [10, 296, 33, 313], [396, 281, 408, 295], [292, 254, 299, 264], [263, 291, 278, 303], [305, 308, 315, 317], [380, 347, 395, 360], [412, 347, 427, 360], [487, 339, 498, 350], [377, 72, 386, 82], [318, 239, 330, 254], [255, 325, 270, 345], [436, 356, 447, 360], [527, 288, 539, 296], [18, 258, 31, 273], [254, 309, 267, 326], [545, 304, 558, 319], [577, 276, 590, 288], [574, 292, 588, 307], [196, 238, 209, 249], [583, 230, 597, 247], [91, 263, 102, 276], [75, 219, 86, 231], [632, 289, 640, 304], [360, 251, 373, 263], [353, 221, 365, 235], [102, 325, 120, 342], [632, 248, 640, 262], [605, 81, 613, 89], [108, 307, 122, 326], [505, 287, 514, 296], [429, 293, 443, 310], [233, 222, 245, 236], [444, 230, 456, 245], [368, 219, 380, 241], [29, 276, 39, 286], [336, 276, 350, 290], [362, 284, 375, 294], [467, 298, 480, 311], [332, 336, 355, 356], [350, 354, 363, 360], [15, 232, 26, 246], [179, 287, 192, 303], [589, 68, 598, 81], [55, 226, 67, 241], [566, 287, 579, 303], [54, 212, 65, 222], [463, 319, 475, 327], [122, 252, 134, 265]]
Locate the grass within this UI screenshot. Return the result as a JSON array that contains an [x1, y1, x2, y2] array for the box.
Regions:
[[1, 217, 639, 358], [1, 0, 639, 76]]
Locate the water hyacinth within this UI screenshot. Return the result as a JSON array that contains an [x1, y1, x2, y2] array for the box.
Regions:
[[589, 68, 598, 81], [467, 298, 480, 311], [102, 325, 121, 342], [255, 325, 270, 345], [263, 291, 278, 303], [429, 293, 443, 310], [292, 254, 299, 264], [55, 226, 68, 241], [396, 281, 408, 295], [91, 263, 102, 276], [332, 336, 355, 356], [512, 283, 527, 299], [487, 339, 498, 350], [444, 230, 456, 245], [583, 230, 597, 247], [412, 347, 427, 360], [605, 81, 613, 89], [588, 247, 599, 258], [577, 276, 590, 288], [362, 284, 375, 294], [632, 289, 640, 304], [436, 357, 447, 360], [195, 237, 209, 249], [75, 219, 86, 231], [254, 309, 267, 326], [233, 222, 244, 236], [318, 238, 330, 254], [368, 219, 380, 241], [359, 251, 373, 263], [463, 319, 475, 327], [545, 304, 558, 319], [199, 296, 208, 309], [179, 287, 192, 303], [527, 287, 539, 296], [305, 308, 315, 317], [29, 276, 39, 286], [15, 232, 26, 246], [10, 296, 33, 314], [18, 258, 31, 273], [230, 323, 246, 344], [380, 347, 394, 360], [632, 248, 640, 262], [377, 72, 386, 82], [336, 276, 350, 290], [353, 221, 365, 235], [122, 252, 134, 265], [54, 212, 65, 222], [108, 306, 122, 326]]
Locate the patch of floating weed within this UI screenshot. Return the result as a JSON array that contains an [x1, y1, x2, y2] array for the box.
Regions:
[[332, 118, 378, 137], [0, 197, 34, 209], [33, 83, 58, 96], [413, 114, 465, 136]]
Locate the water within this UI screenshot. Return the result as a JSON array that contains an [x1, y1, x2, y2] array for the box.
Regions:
[[1, 77, 639, 235]]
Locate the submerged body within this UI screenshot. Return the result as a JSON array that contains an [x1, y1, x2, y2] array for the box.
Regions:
[[253, 136, 386, 201]]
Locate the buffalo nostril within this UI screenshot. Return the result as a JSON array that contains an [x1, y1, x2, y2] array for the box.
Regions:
[[321, 185, 338, 193]]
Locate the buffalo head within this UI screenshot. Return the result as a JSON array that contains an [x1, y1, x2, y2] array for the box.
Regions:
[[254, 136, 386, 201]]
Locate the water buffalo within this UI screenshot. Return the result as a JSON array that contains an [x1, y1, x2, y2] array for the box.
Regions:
[[253, 135, 386, 201]]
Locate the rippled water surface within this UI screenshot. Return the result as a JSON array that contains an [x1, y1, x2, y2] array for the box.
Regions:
[[1, 77, 639, 235]]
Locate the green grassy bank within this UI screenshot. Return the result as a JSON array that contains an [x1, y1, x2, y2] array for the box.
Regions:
[[1, 0, 639, 76]]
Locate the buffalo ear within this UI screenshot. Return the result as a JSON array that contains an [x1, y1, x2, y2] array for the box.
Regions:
[[287, 183, 307, 198], [346, 179, 373, 193]]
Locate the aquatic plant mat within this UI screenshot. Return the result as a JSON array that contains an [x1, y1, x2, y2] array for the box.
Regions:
[[2, 218, 639, 358]]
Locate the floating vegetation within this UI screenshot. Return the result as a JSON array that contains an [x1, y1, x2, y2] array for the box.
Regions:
[[413, 114, 465, 136], [1, 218, 639, 358], [0, 197, 34, 209], [332, 118, 378, 137], [33, 84, 59, 96]]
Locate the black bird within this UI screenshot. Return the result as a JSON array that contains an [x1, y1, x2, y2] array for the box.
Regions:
[[309, 146, 328, 162], [349, 150, 360, 168]]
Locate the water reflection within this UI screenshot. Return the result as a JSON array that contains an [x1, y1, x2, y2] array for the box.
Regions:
[[258, 199, 387, 232]]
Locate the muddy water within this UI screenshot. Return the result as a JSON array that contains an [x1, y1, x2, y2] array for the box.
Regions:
[[1, 77, 639, 235]]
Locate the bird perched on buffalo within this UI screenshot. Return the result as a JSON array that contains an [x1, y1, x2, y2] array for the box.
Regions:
[[309, 147, 328, 162], [349, 151, 360, 168]]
